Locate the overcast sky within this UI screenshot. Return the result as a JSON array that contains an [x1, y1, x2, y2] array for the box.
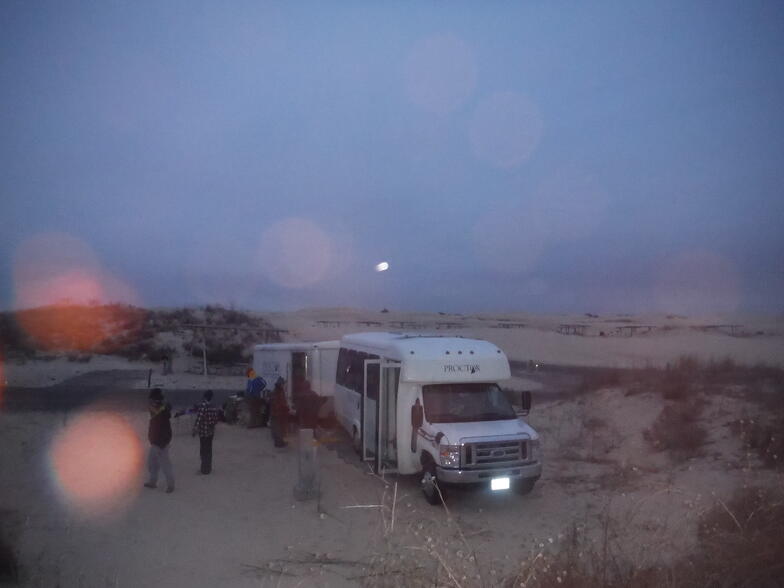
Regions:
[[2, 1, 783, 315]]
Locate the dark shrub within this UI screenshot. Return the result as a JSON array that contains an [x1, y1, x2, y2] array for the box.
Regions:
[[579, 368, 623, 393], [643, 398, 707, 460], [0, 313, 35, 356], [191, 342, 248, 365], [0, 534, 18, 583]]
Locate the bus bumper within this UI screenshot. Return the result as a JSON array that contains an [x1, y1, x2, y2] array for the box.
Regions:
[[436, 461, 542, 485]]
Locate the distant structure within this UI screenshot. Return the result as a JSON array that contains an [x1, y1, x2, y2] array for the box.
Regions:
[[615, 325, 656, 337], [557, 324, 587, 336], [692, 324, 743, 337]]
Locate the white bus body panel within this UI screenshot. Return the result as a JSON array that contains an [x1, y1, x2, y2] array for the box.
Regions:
[[334, 333, 531, 476], [253, 341, 340, 401], [339, 332, 511, 383]]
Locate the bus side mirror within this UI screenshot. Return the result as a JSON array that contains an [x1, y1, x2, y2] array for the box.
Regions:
[[411, 400, 424, 429], [517, 391, 532, 416]]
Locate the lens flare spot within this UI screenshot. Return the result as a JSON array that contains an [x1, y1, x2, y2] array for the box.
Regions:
[[30, 269, 105, 307], [256, 218, 334, 289], [50, 411, 143, 519], [405, 33, 478, 115], [469, 92, 544, 168], [375, 262, 390, 272], [14, 232, 101, 305], [12, 233, 141, 351]]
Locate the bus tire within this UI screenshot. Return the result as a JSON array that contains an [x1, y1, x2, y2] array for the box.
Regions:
[[237, 401, 250, 428], [352, 426, 361, 455], [515, 479, 536, 495], [421, 461, 444, 506]]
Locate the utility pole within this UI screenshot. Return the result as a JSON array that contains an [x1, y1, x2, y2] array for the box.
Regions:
[[202, 328, 207, 378]]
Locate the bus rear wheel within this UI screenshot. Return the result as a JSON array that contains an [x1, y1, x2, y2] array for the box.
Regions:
[[352, 427, 361, 455]]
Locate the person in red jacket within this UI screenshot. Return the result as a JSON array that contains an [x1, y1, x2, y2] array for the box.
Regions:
[[144, 388, 175, 493], [269, 378, 289, 448]]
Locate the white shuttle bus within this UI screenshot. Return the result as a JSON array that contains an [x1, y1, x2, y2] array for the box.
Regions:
[[333, 332, 542, 504], [252, 341, 340, 410]]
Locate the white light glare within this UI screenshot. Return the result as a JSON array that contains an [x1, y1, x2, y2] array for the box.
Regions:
[[491, 477, 511, 491], [375, 262, 390, 272]]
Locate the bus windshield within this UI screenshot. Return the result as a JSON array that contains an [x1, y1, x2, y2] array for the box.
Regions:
[[422, 383, 517, 423]]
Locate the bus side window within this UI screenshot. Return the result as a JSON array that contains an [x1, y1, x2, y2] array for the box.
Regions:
[[366, 354, 380, 400], [348, 351, 364, 393], [336, 348, 350, 387]]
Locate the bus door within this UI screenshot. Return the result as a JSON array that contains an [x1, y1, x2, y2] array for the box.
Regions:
[[362, 359, 401, 473]]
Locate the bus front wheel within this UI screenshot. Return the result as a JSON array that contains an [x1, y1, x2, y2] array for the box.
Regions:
[[421, 463, 444, 506]]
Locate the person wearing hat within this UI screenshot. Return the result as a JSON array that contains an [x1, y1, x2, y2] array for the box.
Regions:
[[144, 387, 175, 493]]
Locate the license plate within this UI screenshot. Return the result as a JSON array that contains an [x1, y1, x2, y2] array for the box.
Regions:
[[491, 477, 510, 491]]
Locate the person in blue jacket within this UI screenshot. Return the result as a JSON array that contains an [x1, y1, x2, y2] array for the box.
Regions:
[[245, 368, 267, 427]]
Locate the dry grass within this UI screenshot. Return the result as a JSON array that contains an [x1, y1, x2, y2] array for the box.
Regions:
[[727, 369, 784, 470], [498, 485, 784, 588], [690, 486, 784, 586], [733, 415, 784, 470], [578, 368, 624, 393], [360, 473, 779, 587]]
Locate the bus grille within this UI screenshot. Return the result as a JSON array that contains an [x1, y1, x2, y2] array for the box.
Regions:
[[463, 440, 527, 467]]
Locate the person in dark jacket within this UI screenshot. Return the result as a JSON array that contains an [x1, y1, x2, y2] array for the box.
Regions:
[[193, 390, 220, 474], [269, 378, 289, 448], [144, 388, 175, 493]]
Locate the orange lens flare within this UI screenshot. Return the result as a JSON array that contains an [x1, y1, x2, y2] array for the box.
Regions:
[[15, 271, 106, 351], [13, 232, 142, 352], [49, 411, 143, 519]]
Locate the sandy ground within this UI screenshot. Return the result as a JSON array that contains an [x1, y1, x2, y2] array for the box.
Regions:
[[3, 356, 155, 388], [274, 308, 784, 368], [2, 378, 781, 586], [2, 309, 783, 586]]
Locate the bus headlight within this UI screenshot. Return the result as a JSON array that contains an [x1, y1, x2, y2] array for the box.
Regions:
[[439, 444, 461, 468], [530, 438, 541, 462]]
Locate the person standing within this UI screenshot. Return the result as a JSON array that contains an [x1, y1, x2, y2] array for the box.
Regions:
[[245, 368, 267, 428], [297, 380, 320, 431], [269, 378, 289, 448], [144, 388, 175, 493], [193, 390, 220, 474]]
